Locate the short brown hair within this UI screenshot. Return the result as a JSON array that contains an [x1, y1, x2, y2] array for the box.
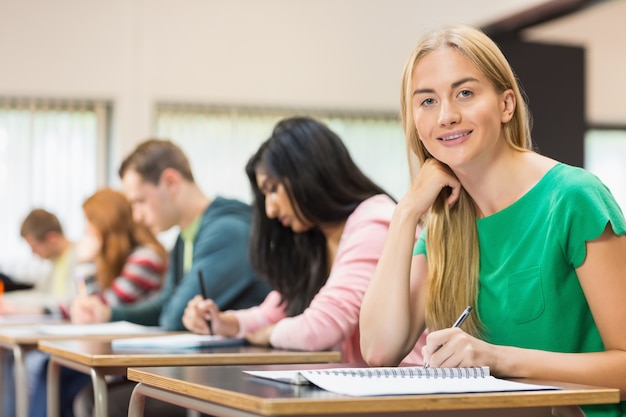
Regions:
[[118, 139, 195, 185], [20, 209, 63, 241]]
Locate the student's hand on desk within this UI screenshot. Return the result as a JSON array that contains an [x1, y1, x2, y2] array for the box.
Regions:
[[69, 295, 111, 323], [0, 301, 19, 315], [183, 295, 211, 333], [245, 324, 275, 347], [0, 302, 43, 315], [422, 327, 494, 369], [183, 295, 239, 336], [0, 301, 22, 315]]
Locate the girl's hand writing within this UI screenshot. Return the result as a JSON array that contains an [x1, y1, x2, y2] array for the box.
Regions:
[[183, 295, 239, 336], [422, 327, 495, 370], [69, 295, 111, 323]]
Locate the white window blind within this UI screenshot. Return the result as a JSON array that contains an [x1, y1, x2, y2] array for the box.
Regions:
[[154, 105, 410, 204], [0, 98, 109, 283]]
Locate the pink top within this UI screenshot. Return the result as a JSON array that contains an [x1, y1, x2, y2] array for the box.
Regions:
[[232, 194, 426, 365]]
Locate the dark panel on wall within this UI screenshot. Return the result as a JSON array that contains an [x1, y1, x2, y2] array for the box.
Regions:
[[492, 36, 585, 167]]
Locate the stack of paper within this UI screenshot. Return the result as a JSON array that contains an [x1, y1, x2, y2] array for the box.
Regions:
[[0, 320, 160, 337], [37, 321, 160, 336], [111, 333, 246, 350]]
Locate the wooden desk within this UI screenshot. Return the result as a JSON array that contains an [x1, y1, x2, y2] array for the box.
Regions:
[[0, 322, 67, 417], [39, 339, 341, 417], [0, 314, 64, 326], [0, 324, 159, 417], [126, 364, 620, 417]]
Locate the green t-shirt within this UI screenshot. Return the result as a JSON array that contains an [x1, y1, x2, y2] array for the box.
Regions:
[[415, 163, 626, 417], [180, 214, 203, 275]]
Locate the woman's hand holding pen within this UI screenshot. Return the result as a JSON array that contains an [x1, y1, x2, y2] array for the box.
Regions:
[[182, 295, 213, 334], [422, 328, 495, 369], [423, 307, 497, 370], [69, 295, 111, 324], [182, 295, 239, 336]]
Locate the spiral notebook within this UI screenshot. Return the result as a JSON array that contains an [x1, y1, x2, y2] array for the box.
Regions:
[[244, 366, 560, 396]]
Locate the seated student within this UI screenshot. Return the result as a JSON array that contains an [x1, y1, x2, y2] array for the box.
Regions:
[[1, 209, 78, 313], [71, 188, 167, 310], [1, 209, 79, 417], [28, 188, 168, 417], [70, 139, 271, 417], [359, 24, 626, 417], [183, 116, 427, 364], [70, 139, 270, 329]]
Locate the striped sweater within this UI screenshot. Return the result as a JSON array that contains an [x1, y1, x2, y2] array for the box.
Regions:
[[78, 245, 167, 307]]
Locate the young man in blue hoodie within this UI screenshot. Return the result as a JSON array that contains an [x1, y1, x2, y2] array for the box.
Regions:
[[71, 138, 270, 329]]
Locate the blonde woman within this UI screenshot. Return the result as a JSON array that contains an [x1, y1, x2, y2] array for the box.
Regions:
[[360, 25, 626, 417]]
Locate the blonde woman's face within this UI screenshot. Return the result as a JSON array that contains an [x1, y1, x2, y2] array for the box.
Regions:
[[410, 46, 514, 171]]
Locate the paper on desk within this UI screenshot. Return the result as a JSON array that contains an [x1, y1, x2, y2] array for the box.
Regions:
[[0, 320, 159, 337], [0, 313, 63, 325], [111, 333, 246, 350], [36, 320, 160, 336]]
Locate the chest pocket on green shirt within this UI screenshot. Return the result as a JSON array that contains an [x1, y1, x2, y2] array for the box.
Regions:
[[506, 266, 545, 324]]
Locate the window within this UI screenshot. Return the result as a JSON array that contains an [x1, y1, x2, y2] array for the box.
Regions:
[[0, 98, 109, 283], [154, 105, 410, 205], [585, 128, 626, 212]]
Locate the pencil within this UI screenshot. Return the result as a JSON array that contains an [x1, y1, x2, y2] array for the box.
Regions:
[[197, 270, 214, 334]]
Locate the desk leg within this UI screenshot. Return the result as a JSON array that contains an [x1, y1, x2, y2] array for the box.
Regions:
[[46, 355, 125, 417], [0, 349, 5, 417], [127, 385, 199, 417], [127, 383, 146, 417], [47, 356, 62, 417], [128, 383, 258, 417], [552, 406, 586, 417], [48, 359, 109, 417], [13, 346, 29, 417], [47, 356, 109, 417], [90, 368, 108, 417]]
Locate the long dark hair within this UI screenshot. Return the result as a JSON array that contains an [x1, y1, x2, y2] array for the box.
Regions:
[[245, 116, 391, 316]]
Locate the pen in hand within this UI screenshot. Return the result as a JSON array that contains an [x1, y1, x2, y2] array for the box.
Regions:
[[451, 306, 472, 328], [197, 270, 214, 335], [424, 306, 473, 368]]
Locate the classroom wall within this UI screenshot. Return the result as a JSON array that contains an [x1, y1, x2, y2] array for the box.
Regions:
[[0, 0, 427, 169], [493, 38, 585, 167], [1, 0, 622, 173], [524, 0, 626, 126]]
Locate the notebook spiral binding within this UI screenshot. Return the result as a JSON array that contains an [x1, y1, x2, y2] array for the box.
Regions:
[[309, 366, 490, 379]]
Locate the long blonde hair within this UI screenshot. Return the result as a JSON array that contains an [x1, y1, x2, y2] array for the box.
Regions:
[[399, 25, 533, 336]]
